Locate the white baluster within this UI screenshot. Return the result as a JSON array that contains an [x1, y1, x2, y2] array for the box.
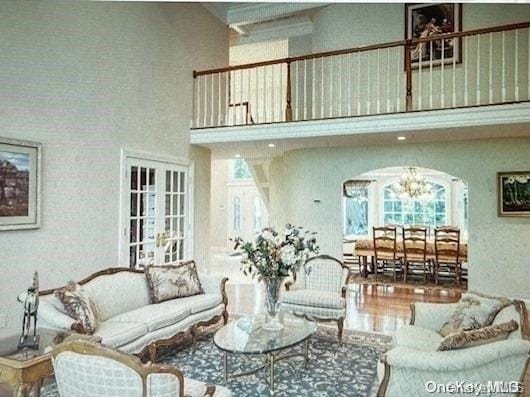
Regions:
[[489, 33, 493, 104], [376, 49, 380, 114], [452, 38, 457, 107], [225, 71, 229, 126], [464, 36, 469, 106], [502, 31, 506, 102], [395, 46, 400, 112], [304, 59, 307, 120], [386, 48, 391, 113], [528, 27, 530, 100], [232, 71, 237, 126], [329, 57, 333, 118], [194, 76, 199, 128], [210, 72, 214, 127], [263, 67, 267, 122], [357, 52, 361, 115], [247, 66, 251, 124], [239, 69, 244, 124], [339, 55, 343, 117], [271, 64, 275, 122], [295, 61, 300, 121], [418, 46, 423, 110], [218, 72, 222, 126], [476, 35, 481, 105], [515, 29, 519, 101], [312, 58, 316, 119], [367, 52, 371, 114], [348, 52, 352, 116], [429, 40, 433, 109], [255, 67, 259, 123], [203, 74, 207, 127], [279, 64, 283, 122], [321, 57, 324, 119], [441, 38, 445, 108]]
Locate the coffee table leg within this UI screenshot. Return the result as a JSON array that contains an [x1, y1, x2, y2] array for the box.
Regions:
[[268, 352, 275, 394], [223, 351, 228, 384], [304, 338, 310, 369]]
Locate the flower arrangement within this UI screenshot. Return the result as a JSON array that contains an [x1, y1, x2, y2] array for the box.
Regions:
[[233, 224, 319, 280]]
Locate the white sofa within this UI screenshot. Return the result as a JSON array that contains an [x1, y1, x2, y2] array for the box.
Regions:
[[37, 267, 228, 361], [377, 299, 530, 397]]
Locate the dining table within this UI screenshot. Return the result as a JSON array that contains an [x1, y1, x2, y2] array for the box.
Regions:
[[354, 237, 468, 278]]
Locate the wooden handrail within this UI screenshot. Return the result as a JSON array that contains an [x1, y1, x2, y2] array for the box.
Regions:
[[193, 21, 530, 77]]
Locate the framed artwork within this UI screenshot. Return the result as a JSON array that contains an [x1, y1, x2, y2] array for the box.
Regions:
[[405, 3, 462, 68], [498, 172, 530, 217], [0, 138, 42, 230]]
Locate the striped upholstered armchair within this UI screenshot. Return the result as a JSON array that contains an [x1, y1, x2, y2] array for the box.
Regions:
[[52, 340, 231, 397], [281, 255, 351, 345]]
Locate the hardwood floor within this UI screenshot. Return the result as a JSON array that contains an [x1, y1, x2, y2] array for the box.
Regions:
[[226, 281, 461, 335]]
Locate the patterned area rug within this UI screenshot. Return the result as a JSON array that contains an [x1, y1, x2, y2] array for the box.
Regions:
[[42, 326, 392, 397]]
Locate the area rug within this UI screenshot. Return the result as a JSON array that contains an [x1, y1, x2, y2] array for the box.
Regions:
[[42, 326, 392, 397]]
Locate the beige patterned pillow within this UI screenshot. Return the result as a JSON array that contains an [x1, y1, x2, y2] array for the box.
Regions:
[[54, 281, 99, 335], [438, 320, 518, 351], [439, 292, 510, 337], [145, 261, 203, 303]]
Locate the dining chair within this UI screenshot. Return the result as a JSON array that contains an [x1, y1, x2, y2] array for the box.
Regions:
[[402, 226, 428, 283], [342, 237, 360, 275], [434, 226, 462, 285], [373, 226, 402, 282]]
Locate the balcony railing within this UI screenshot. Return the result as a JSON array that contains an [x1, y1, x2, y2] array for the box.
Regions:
[[192, 22, 530, 129]]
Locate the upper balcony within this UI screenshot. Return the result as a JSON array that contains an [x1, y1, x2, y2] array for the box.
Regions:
[[191, 22, 530, 146]]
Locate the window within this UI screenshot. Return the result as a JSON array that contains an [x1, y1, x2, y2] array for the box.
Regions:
[[233, 196, 241, 231], [382, 182, 447, 229], [343, 181, 369, 236], [233, 158, 252, 179]]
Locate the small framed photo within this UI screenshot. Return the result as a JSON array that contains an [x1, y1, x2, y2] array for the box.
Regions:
[[0, 138, 42, 230], [498, 172, 530, 217], [405, 3, 462, 68]]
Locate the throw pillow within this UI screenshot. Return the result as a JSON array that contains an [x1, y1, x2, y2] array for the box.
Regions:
[[439, 292, 510, 337], [54, 281, 99, 335], [438, 320, 518, 351], [145, 261, 203, 303]]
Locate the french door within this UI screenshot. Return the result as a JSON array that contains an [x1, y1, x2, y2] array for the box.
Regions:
[[122, 156, 191, 268]]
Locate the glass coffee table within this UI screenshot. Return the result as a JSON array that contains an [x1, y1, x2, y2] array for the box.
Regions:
[[214, 312, 317, 394]]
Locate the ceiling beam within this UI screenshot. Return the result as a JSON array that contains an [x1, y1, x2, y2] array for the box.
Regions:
[[227, 3, 326, 26]]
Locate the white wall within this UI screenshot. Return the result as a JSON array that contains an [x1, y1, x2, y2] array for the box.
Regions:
[[0, 1, 228, 333], [268, 136, 530, 300]]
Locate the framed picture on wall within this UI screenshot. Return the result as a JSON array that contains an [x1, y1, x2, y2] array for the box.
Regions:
[[0, 137, 42, 230], [498, 171, 530, 217], [405, 3, 462, 68]]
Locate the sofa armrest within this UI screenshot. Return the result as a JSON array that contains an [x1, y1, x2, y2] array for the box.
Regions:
[[410, 302, 458, 331], [38, 300, 78, 331], [383, 339, 530, 372], [200, 275, 228, 301]]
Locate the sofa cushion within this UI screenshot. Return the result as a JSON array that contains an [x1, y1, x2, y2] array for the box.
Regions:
[[161, 293, 222, 315], [145, 261, 203, 303], [439, 292, 509, 337], [281, 290, 345, 310], [96, 321, 148, 347], [83, 271, 150, 321], [438, 320, 518, 351], [55, 282, 99, 335], [394, 325, 442, 352], [109, 304, 190, 332]]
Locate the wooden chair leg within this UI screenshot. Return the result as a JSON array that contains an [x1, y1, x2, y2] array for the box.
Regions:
[[434, 262, 439, 285], [337, 318, 344, 347]]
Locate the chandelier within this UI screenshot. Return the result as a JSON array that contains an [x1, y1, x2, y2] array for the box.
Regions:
[[391, 167, 433, 200]]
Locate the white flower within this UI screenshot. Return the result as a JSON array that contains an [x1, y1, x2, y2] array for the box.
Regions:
[[515, 175, 528, 184], [281, 245, 296, 265], [262, 230, 274, 241]]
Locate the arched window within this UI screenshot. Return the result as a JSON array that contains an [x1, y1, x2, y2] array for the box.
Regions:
[[382, 182, 447, 228], [233, 196, 241, 231]]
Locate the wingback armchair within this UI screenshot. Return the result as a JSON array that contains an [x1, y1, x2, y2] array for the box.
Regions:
[[52, 340, 231, 397], [377, 299, 530, 397], [281, 255, 351, 345]]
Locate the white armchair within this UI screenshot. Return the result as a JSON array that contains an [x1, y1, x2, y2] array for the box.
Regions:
[[52, 340, 231, 397], [377, 300, 530, 397], [281, 255, 351, 345]]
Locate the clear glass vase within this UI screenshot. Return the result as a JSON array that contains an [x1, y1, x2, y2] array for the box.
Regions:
[[262, 277, 285, 331]]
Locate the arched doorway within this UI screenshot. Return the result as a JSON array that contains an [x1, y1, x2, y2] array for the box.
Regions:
[[342, 166, 469, 287]]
